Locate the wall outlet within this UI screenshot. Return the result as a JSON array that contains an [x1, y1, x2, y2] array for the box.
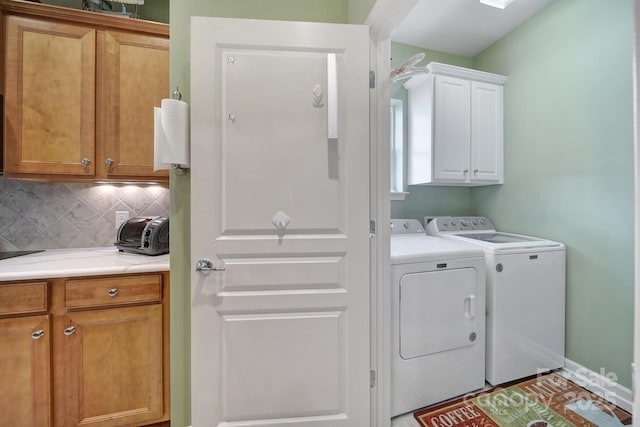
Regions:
[[115, 211, 129, 229]]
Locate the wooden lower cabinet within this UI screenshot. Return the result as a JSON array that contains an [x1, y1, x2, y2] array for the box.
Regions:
[[0, 315, 52, 427], [0, 272, 169, 427], [55, 305, 164, 427]]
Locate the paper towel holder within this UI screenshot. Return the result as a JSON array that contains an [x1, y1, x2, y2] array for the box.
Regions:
[[172, 86, 182, 101], [170, 86, 188, 175], [171, 163, 188, 175]]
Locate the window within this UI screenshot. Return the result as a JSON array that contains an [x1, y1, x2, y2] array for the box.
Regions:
[[390, 98, 406, 200]]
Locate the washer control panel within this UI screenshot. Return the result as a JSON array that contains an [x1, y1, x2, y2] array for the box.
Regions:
[[425, 216, 495, 234]]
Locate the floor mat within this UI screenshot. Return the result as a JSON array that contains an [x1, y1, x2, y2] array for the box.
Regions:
[[413, 373, 631, 427]]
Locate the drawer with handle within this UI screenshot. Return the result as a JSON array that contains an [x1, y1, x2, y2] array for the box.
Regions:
[[64, 274, 162, 309], [0, 281, 48, 316]]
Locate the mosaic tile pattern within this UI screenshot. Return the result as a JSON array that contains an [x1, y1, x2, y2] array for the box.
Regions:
[[0, 177, 170, 250]]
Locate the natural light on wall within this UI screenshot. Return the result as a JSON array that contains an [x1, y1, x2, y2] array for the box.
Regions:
[[480, 0, 515, 9]]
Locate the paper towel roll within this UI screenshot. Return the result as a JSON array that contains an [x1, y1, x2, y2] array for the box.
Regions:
[[154, 99, 190, 171]]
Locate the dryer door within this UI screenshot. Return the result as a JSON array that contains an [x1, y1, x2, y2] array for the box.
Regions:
[[400, 268, 479, 359]]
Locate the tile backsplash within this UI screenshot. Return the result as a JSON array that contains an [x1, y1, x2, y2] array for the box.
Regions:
[[0, 177, 170, 250]]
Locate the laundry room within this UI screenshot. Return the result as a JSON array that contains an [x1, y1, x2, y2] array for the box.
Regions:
[[389, 0, 634, 421]]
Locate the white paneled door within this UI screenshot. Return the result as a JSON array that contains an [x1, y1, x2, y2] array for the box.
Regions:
[[190, 18, 371, 427]]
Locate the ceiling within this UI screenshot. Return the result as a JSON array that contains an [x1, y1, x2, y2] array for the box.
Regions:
[[391, 0, 557, 57]]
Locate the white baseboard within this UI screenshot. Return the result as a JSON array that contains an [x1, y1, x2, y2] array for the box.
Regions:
[[560, 358, 633, 413]]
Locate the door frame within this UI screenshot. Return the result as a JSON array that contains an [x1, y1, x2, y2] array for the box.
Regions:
[[632, 0, 640, 424], [365, 2, 418, 427]]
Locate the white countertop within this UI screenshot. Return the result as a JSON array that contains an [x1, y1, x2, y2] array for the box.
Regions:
[[0, 247, 170, 282]]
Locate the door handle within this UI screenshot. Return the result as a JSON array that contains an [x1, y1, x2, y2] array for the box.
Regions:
[[464, 295, 476, 319], [196, 258, 225, 273]]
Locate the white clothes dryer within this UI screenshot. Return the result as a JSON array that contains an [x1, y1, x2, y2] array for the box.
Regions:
[[391, 219, 486, 417], [426, 216, 566, 386]]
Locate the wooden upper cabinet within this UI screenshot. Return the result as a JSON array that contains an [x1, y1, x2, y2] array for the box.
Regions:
[[1, 1, 169, 182], [4, 15, 96, 176], [100, 30, 169, 179]]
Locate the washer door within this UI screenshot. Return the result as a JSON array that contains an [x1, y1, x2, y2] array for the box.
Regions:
[[400, 268, 479, 359]]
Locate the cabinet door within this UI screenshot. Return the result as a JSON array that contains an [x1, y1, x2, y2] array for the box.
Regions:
[[4, 16, 96, 176], [0, 315, 51, 427], [471, 81, 503, 184], [100, 30, 169, 180], [433, 75, 470, 183], [57, 304, 163, 427]]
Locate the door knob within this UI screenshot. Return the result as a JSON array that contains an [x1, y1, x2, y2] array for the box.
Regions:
[[196, 258, 225, 272]]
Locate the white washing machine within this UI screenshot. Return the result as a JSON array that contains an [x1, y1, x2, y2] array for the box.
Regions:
[[391, 219, 486, 417], [426, 216, 566, 386]]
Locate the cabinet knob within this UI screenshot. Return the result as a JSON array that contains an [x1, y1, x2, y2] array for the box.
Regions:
[[463, 169, 469, 174], [63, 326, 77, 336], [473, 169, 479, 174], [31, 329, 45, 340], [81, 158, 91, 166], [105, 158, 114, 166], [107, 288, 119, 297]]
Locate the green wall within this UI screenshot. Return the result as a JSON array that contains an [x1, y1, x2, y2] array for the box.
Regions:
[[348, 0, 375, 24], [41, 0, 169, 23], [472, 0, 634, 387], [169, 1, 353, 425]]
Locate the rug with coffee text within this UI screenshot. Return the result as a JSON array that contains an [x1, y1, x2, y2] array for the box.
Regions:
[[414, 373, 631, 427]]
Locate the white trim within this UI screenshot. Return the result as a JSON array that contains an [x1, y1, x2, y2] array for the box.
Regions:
[[402, 62, 508, 91], [632, 0, 640, 424], [427, 62, 508, 84], [560, 358, 633, 413], [365, 2, 417, 427], [390, 192, 408, 201]]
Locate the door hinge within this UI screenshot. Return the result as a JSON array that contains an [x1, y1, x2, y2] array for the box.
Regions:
[[369, 70, 376, 89], [369, 220, 376, 238], [370, 370, 376, 388]]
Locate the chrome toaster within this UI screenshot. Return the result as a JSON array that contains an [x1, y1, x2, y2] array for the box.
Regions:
[[115, 216, 169, 255]]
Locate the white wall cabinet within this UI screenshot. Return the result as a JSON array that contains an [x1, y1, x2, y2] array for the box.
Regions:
[[404, 62, 507, 186]]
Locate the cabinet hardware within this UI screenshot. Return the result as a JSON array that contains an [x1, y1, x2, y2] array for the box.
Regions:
[[63, 326, 77, 336], [31, 330, 45, 340], [81, 158, 91, 166], [105, 158, 114, 166], [107, 288, 119, 297]]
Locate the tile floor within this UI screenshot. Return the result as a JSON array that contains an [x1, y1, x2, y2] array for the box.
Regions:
[[391, 412, 420, 427]]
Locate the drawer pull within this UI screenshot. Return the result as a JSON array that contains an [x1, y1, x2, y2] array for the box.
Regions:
[[63, 326, 76, 336], [31, 330, 45, 340], [107, 288, 119, 297]]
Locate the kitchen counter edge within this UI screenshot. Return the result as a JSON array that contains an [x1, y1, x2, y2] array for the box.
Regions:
[[0, 247, 170, 282]]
